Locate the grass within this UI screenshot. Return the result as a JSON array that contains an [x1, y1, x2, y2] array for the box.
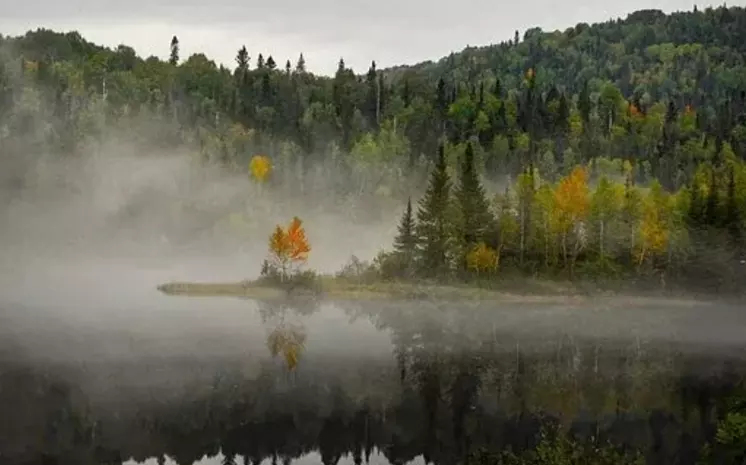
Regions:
[[156, 274, 591, 304]]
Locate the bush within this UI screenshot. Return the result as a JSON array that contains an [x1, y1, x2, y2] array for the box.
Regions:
[[259, 259, 321, 293], [336, 255, 381, 284]]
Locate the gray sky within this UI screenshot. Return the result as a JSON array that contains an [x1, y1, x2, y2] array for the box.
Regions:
[[0, 0, 725, 75]]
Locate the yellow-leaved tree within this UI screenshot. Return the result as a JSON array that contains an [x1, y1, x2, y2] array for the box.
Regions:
[[637, 181, 670, 268], [250, 154, 272, 182], [267, 217, 311, 281], [466, 242, 498, 275], [554, 166, 590, 275]]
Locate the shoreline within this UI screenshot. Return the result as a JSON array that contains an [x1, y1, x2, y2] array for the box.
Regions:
[[155, 277, 738, 306]]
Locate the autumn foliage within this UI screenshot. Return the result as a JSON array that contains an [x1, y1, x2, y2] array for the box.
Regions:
[[266, 217, 311, 281], [466, 242, 499, 274], [250, 154, 272, 182], [267, 323, 306, 371]]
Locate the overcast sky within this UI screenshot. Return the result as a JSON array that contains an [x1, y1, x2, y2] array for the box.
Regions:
[[0, 0, 726, 76]]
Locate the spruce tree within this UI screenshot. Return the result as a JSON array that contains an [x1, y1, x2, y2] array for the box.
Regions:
[[266, 55, 276, 70], [235, 46, 249, 73], [169, 36, 179, 66], [456, 141, 496, 266], [415, 143, 453, 278], [393, 197, 417, 275], [295, 53, 306, 73]]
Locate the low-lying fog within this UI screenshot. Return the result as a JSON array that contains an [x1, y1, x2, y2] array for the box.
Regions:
[[1, 139, 746, 375]]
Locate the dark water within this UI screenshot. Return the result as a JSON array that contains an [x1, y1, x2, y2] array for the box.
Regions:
[[2, 291, 746, 465]]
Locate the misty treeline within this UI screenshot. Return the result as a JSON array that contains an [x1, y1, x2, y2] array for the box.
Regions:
[[4, 300, 746, 465], [368, 136, 745, 292], [1, 6, 746, 289]]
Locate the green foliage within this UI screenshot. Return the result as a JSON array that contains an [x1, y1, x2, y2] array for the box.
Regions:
[[391, 197, 417, 278], [2, 8, 746, 292], [455, 141, 497, 268], [415, 144, 454, 278], [468, 427, 645, 465], [259, 259, 320, 293]]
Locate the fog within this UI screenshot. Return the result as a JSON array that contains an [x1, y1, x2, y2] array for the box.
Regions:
[[1, 90, 745, 385]]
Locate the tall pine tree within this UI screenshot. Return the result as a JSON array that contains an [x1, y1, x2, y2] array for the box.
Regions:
[[416, 144, 453, 278], [456, 141, 496, 267], [169, 36, 180, 66], [393, 197, 417, 276]]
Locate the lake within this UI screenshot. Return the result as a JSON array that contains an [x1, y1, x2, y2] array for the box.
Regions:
[[2, 262, 746, 465]]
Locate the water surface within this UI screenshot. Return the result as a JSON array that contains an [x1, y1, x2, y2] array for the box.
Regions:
[[2, 266, 746, 465]]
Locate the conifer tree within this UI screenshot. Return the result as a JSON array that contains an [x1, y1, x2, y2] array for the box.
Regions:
[[455, 141, 495, 267], [395, 197, 416, 254], [235, 46, 249, 73], [416, 144, 453, 278], [393, 197, 417, 275], [295, 53, 306, 73], [266, 55, 276, 70], [169, 36, 179, 66]]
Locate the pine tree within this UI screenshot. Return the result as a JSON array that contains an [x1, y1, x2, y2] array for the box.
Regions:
[[235, 46, 249, 73], [169, 36, 179, 66], [365, 61, 379, 128], [295, 53, 306, 73], [395, 197, 416, 254], [456, 141, 495, 267], [393, 197, 417, 275], [416, 144, 453, 278], [266, 55, 276, 70]]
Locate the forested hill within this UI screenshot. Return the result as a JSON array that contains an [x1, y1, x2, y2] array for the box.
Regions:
[[1, 5, 745, 191]]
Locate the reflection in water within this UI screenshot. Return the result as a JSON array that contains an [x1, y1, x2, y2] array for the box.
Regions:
[[2, 299, 746, 465], [261, 302, 309, 372]]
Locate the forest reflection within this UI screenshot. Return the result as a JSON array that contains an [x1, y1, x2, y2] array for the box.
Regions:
[[1, 299, 745, 465]]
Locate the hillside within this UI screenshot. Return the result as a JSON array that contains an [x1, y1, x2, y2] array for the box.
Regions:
[[0, 8, 743, 176], [1, 6, 746, 292]]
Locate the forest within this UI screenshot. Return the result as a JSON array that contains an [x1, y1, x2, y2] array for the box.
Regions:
[[2, 6, 746, 292]]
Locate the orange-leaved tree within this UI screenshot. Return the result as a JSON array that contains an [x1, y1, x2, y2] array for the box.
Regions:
[[267, 217, 311, 281]]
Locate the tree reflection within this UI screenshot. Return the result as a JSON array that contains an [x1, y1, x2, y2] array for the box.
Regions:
[[256, 300, 313, 372], [2, 302, 746, 465]]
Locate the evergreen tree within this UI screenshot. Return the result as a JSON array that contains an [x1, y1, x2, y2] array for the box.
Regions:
[[456, 142, 496, 266], [365, 61, 379, 128], [169, 36, 179, 65], [393, 197, 417, 276], [416, 144, 453, 278], [235, 46, 249, 73], [295, 53, 306, 73], [266, 55, 277, 70]]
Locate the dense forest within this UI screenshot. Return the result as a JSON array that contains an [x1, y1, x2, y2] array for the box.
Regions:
[[2, 6, 746, 290]]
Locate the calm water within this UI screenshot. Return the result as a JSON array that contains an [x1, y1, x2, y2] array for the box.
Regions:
[[2, 277, 746, 465]]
